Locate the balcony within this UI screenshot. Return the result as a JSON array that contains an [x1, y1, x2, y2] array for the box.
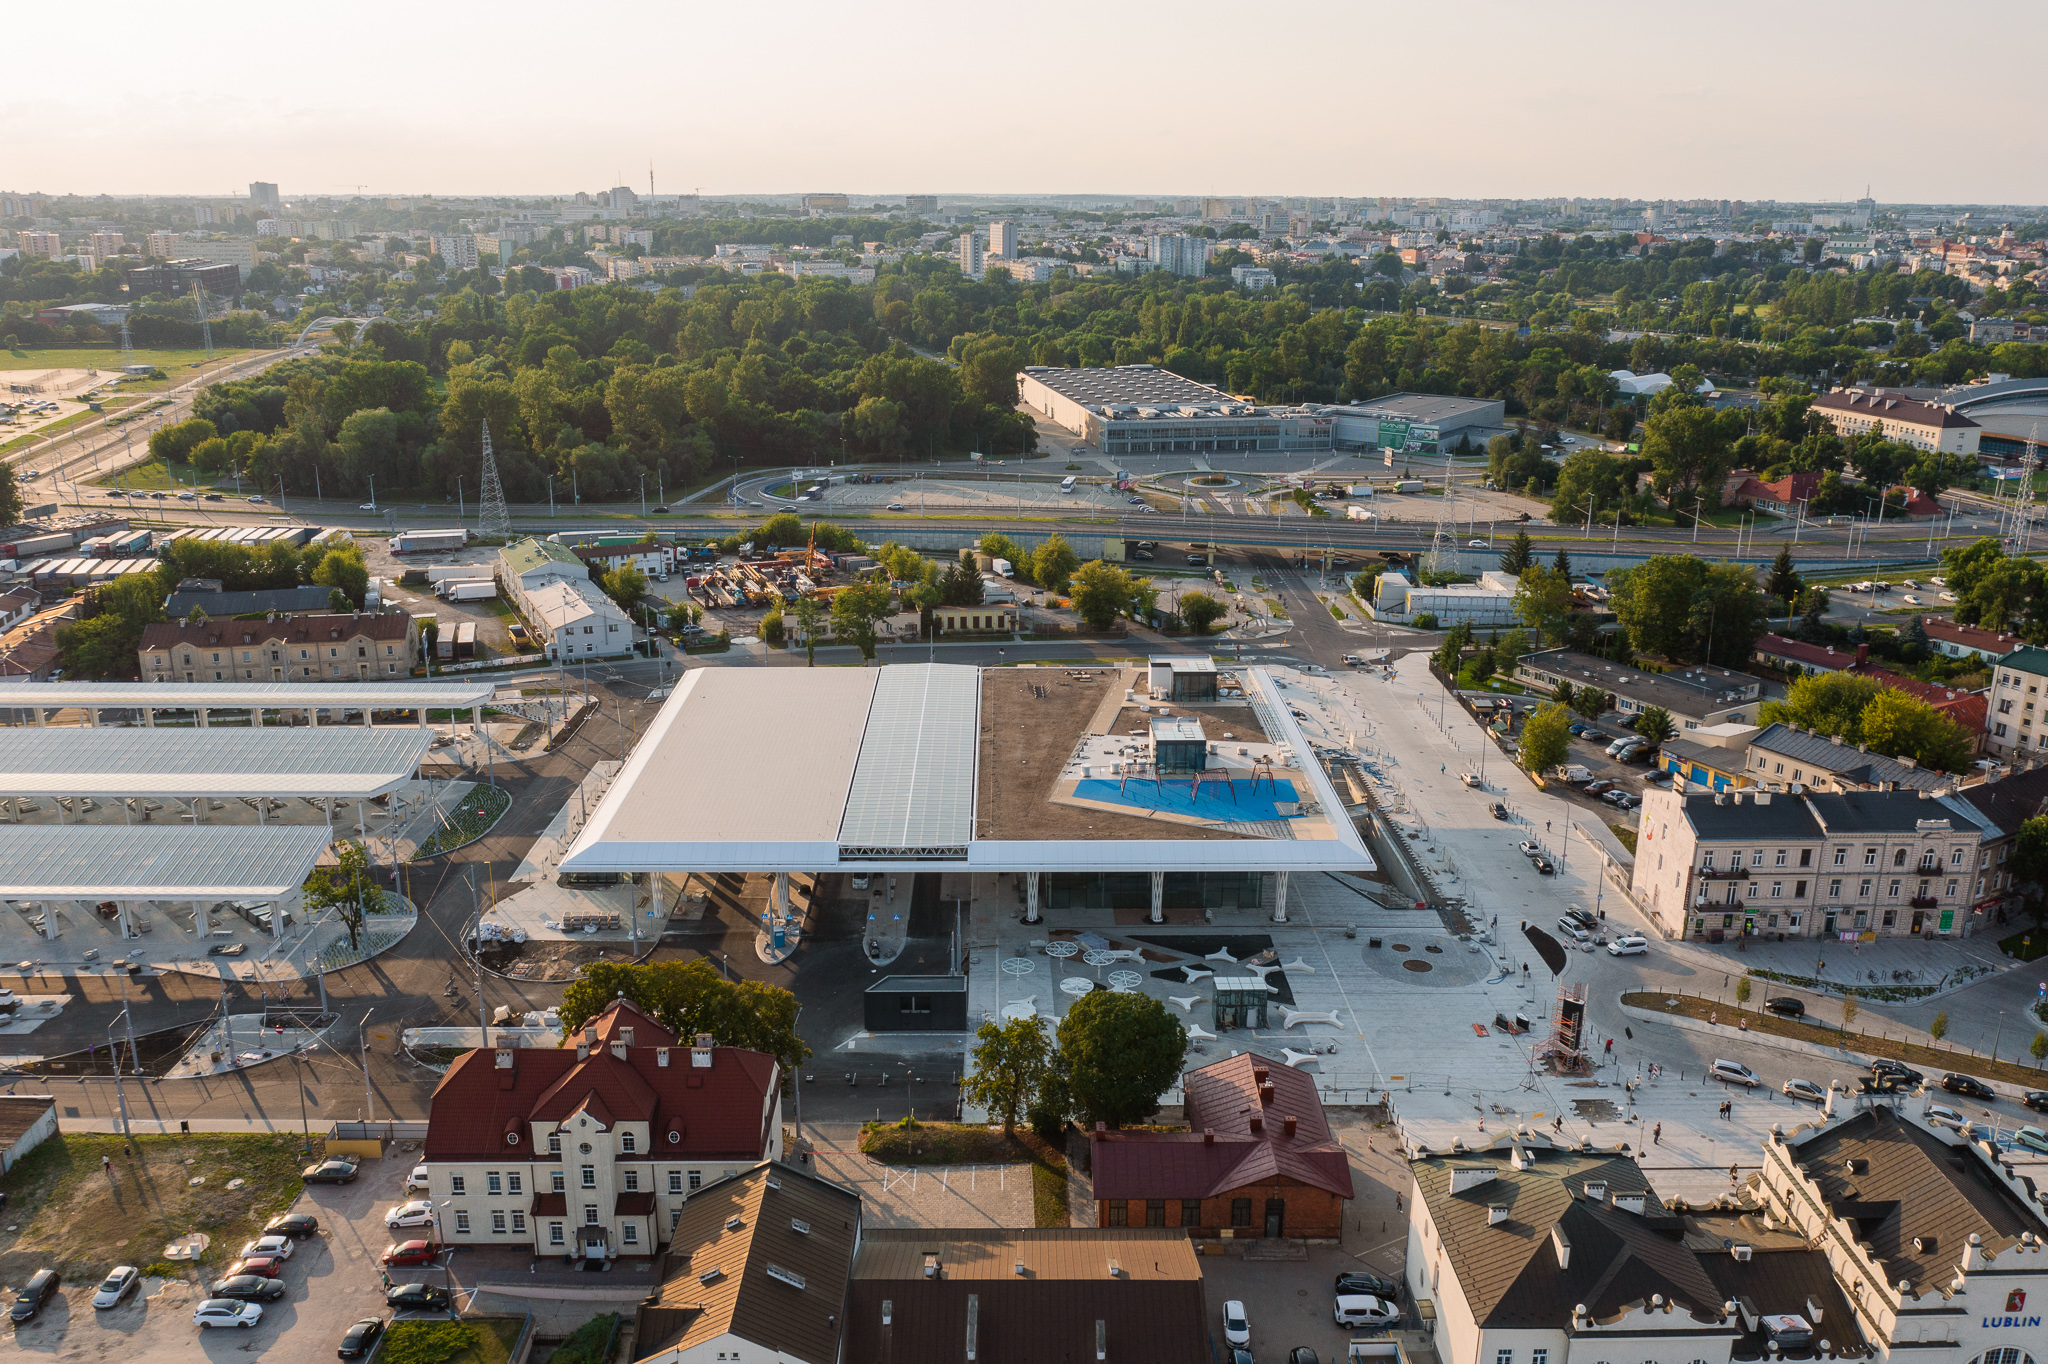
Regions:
[[1909, 895, 1938, 909], [1695, 866, 1749, 880]]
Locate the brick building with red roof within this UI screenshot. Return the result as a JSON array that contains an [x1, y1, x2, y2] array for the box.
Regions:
[[420, 999, 781, 1260], [1089, 1053, 1353, 1240]]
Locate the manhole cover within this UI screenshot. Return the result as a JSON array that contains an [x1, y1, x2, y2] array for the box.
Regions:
[[1402, 959, 1433, 972], [1424, 944, 1444, 954], [1390, 943, 1411, 952]]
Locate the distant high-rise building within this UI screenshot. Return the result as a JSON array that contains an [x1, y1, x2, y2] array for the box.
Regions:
[[987, 221, 1017, 259], [1148, 234, 1212, 279], [957, 232, 984, 279], [249, 181, 280, 209], [86, 231, 125, 257], [146, 231, 179, 257], [431, 234, 480, 271], [192, 204, 216, 226], [904, 195, 938, 213], [1201, 198, 1235, 221], [19, 231, 62, 259], [1130, 199, 1157, 214]]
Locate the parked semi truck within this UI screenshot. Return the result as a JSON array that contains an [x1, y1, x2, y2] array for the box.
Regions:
[[437, 579, 498, 602]]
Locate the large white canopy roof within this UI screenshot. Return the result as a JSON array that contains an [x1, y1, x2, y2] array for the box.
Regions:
[[0, 825, 335, 898], [0, 679, 496, 709], [0, 726, 435, 798]]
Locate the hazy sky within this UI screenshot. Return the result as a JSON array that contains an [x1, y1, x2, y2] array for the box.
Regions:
[[9, 0, 2043, 204]]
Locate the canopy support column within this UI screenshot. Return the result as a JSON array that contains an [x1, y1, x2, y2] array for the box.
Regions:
[[197, 707, 208, 729], [1271, 870, 1289, 924], [143, 708, 154, 729], [1150, 870, 1165, 924], [32, 707, 44, 727], [120, 900, 133, 939], [87, 708, 99, 728], [1024, 872, 1040, 925], [250, 706, 261, 729]]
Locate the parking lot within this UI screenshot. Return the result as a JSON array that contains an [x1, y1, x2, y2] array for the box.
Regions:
[[3, 1145, 428, 1361], [1488, 703, 1659, 824]]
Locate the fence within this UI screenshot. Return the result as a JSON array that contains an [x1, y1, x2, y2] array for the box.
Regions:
[[329, 1119, 429, 1142]]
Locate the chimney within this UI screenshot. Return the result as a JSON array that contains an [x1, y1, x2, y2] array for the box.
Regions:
[[1488, 1204, 1510, 1226], [576, 1039, 589, 1060], [1805, 1296, 1824, 1323], [1755, 792, 1771, 805], [611, 1041, 627, 1060], [1203, 1129, 1215, 1146], [620, 1026, 634, 1046], [1551, 1225, 1571, 1268], [1259, 1082, 1276, 1107], [923, 1252, 941, 1279], [1249, 1114, 1264, 1134], [1585, 1180, 1607, 1201], [1106, 1258, 1121, 1279], [965, 1293, 979, 1362], [1855, 642, 1868, 665], [1962, 1233, 1982, 1272], [1613, 1191, 1647, 1215], [1253, 1066, 1270, 1084], [1283, 1115, 1298, 1140]]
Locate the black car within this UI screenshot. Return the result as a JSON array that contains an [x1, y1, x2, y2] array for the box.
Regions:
[[339, 1316, 387, 1359], [266, 1212, 320, 1238], [1871, 1059, 1924, 1086], [1291, 1351, 1320, 1364], [387, 1282, 451, 1311], [302, 1157, 360, 1183], [10, 1269, 59, 1323], [1489, 802, 1509, 821], [1763, 997, 1805, 1019], [1532, 856, 1555, 874], [2023, 1091, 2048, 1113], [1335, 1270, 1399, 1298], [208, 1274, 287, 1302], [1942, 1073, 1996, 1100]]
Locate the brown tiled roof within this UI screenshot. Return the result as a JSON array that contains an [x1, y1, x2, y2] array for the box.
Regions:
[[1788, 1108, 2040, 1284], [1411, 1136, 1725, 1329], [636, 1162, 860, 1364], [846, 1228, 1207, 1364], [1091, 1053, 1353, 1201], [1922, 618, 2023, 654], [616, 1191, 655, 1216], [140, 612, 411, 653], [0, 1097, 53, 1149], [1813, 389, 1979, 430], [423, 1000, 776, 1163], [1842, 664, 1987, 730], [530, 1192, 566, 1217]]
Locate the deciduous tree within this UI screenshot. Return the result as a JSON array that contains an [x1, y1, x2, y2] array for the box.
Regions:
[[961, 1017, 1051, 1136], [1520, 702, 1573, 775], [1056, 991, 1185, 1128]]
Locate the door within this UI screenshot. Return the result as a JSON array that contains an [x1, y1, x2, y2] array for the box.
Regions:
[[1264, 1198, 1285, 1239], [1909, 912, 1925, 934], [1823, 912, 1836, 934]]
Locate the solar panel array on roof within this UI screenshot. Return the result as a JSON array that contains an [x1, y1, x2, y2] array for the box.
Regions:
[[837, 664, 977, 852]]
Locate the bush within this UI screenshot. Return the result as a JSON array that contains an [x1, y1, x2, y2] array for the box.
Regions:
[[760, 610, 785, 646], [549, 1315, 619, 1364], [1413, 612, 1438, 630]]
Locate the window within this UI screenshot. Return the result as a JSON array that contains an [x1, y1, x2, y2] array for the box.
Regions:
[[1794, 881, 1807, 898], [550, 1223, 564, 1245], [1865, 847, 1878, 866], [1770, 882, 1783, 899], [1889, 880, 1902, 899], [622, 1133, 636, 1153], [671, 1209, 683, 1230], [1230, 1198, 1252, 1228], [455, 1210, 470, 1233], [492, 1210, 506, 1233], [1498, 1351, 1514, 1364], [1855, 910, 1869, 928], [548, 1132, 561, 1154], [487, 1172, 502, 1195], [1828, 879, 1842, 898], [1146, 1199, 1166, 1227], [1106, 1201, 1129, 1227], [512, 1211, 526, 1233], [669, 1171, 684, 1194], [552, 1171, 565, 1193], [624, 1170, 640, 1192], [581, 1166, 596, 1188], [508, 1173, 522, 1195], [1947, 879, 1958, 897], [1533, 1352, 1548, 1364], [1799, 849, 1811, 867], [1702, 851, 1715, 869], [1860, 879, 1873, 897], [1182, 1199, 1203, 1226], [585, 1205, 600, 1225], [451, 1175, 466, 1195], [1951, 846, 1966, 866], [1788, 913, 1801, 929], [1774, 850, 1787, 867], [1833, 848, 1846, 867], [1893, 848, 1907, 867], [623, 1223, 638, 1244], [688, 1171, 702, 1191], [1751, 849, 1765, 867]]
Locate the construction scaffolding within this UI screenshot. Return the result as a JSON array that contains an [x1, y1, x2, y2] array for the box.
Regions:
[[1531, 979, 1592, 1075]]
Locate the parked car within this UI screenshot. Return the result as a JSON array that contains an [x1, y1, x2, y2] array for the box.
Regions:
[[2015, 1126, 2048, 1154], [302, 1156, 359, 1183], [1710, 1059, 1760, 1088], [1580, 730, 1610, 744], [225, 1255, 283, 1279], [1924, 1103, 1974, 1134], [92, 1266, 138, 1309], [2023, 1091, 2048, 1113], [1942, 1073, 1996, 1100], [1518, 841, 1542, 858], [238, 1235, 295, 1261], [1223, 1300, 1251, 1347], [265, 1212, 320, 1238], [246, 494, 266, 503], [1782, 1078, 1827, 1104], [387, 1283, 451, 1311], [1557, 917, 1591, 943], [381, 1240, 437, 1266], [1763, 997, 1806, 1019], [1334, 1270, 1400, 1298], [1567, 723, 1589, 736], [1584, 779, 1616, 795], [1531, 856, 1554, 874], [1489, 802, 1509, 821], [207, 1275, 287, 1302], [1333, 1294, 1399, 1328], [1290, 1350, 1319, 1364], [1602, 791, 1639, 809], [1871, 1060, 1924, 1088], [385, 1200, 435, 1229], [203, 492, 224, 501], [9, 1269, 57, 1323], [887, 502, 906, 511], [193, 1298, 263, 1329], [1606, 934, 1648, 956], [405, 1165, 430, 1193]]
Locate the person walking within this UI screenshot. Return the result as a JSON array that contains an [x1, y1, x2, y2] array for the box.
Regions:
[[1652, 1122, 1662, 1145]]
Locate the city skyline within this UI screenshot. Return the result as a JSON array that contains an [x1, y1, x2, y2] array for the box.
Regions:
[[7, 0, 2045, 204]]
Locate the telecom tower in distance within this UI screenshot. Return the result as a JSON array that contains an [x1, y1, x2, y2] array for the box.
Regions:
[[477, 418, 511, 542], [119, 315, 135, 369]]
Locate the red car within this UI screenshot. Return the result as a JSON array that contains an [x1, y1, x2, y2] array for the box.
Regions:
[[381, 1240, 436, 1267], [224, 1255, 282, 1279]]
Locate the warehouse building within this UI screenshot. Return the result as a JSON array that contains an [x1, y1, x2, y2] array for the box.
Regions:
[[1016, 366, 1333, 456], [1318, 393, 1507, 454]]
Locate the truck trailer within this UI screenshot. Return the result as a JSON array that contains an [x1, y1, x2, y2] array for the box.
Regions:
[[391, 528, 468, 554], [426, 564, 494, 583], [437, 579, 498, 602]]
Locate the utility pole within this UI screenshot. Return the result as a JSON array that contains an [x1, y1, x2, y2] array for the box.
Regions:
[[359, 1008, 376, 1122], [109, 1011, 132, 1140], [470, 866, 487, 1034]]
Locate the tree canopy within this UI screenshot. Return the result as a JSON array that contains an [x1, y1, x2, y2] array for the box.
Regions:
[[557, 959, 808, 1079], [1055, 991, 1185, 1128]]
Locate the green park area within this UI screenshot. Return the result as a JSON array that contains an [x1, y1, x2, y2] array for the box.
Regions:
[[0, 346, 254, 372]]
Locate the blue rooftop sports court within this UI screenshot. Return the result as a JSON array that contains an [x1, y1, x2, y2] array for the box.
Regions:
[[1070, 776, 1303, 822]]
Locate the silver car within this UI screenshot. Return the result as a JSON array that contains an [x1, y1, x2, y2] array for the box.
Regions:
[[92, 1266, 139, 1309]]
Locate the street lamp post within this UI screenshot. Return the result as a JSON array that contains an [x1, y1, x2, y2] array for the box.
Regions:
[[109, 1010, 132, 1140], [359, 1008, 376, 1122]]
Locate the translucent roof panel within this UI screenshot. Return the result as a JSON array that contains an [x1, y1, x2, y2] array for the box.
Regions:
[[0, 825, 335, 897], [0, 679, 495, 708], [0, 726, 435, 798], [837, 664, 979, 850]]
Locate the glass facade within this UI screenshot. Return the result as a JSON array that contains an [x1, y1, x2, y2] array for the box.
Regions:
[[1044, 871, 1263, 911]]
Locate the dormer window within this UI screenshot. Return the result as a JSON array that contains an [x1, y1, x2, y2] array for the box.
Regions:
[[548, 1131, 561, 1154], [622, 1133, 636, 1153]]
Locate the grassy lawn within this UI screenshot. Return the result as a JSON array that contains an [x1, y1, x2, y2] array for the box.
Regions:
[[87, 456, 225, 491], [0, 347, 255, 373], [0, 1132, 312, 1281], [415, 785, 510, 857], [1622, 991, 2048, 1088], [1609, 824, 1638, 854], [383, 1318, 525, 1364], [1999, 927, 2048, 963], [859, 1120, 1073, 1228]]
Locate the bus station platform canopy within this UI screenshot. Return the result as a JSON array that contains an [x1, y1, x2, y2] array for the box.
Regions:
[[0, 825, 335, 898], [0, 726, 437, 799], [0, 679, 497, 711]]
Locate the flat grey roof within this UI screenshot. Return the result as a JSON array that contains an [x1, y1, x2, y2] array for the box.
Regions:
[[0, 726, 435, 798], [0, 825, 334, 897], [837, 664, 977, 851], [1021, 365, 1231, 407], [1350, 392, 1503, 425], [0, 679, 496, 709]]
